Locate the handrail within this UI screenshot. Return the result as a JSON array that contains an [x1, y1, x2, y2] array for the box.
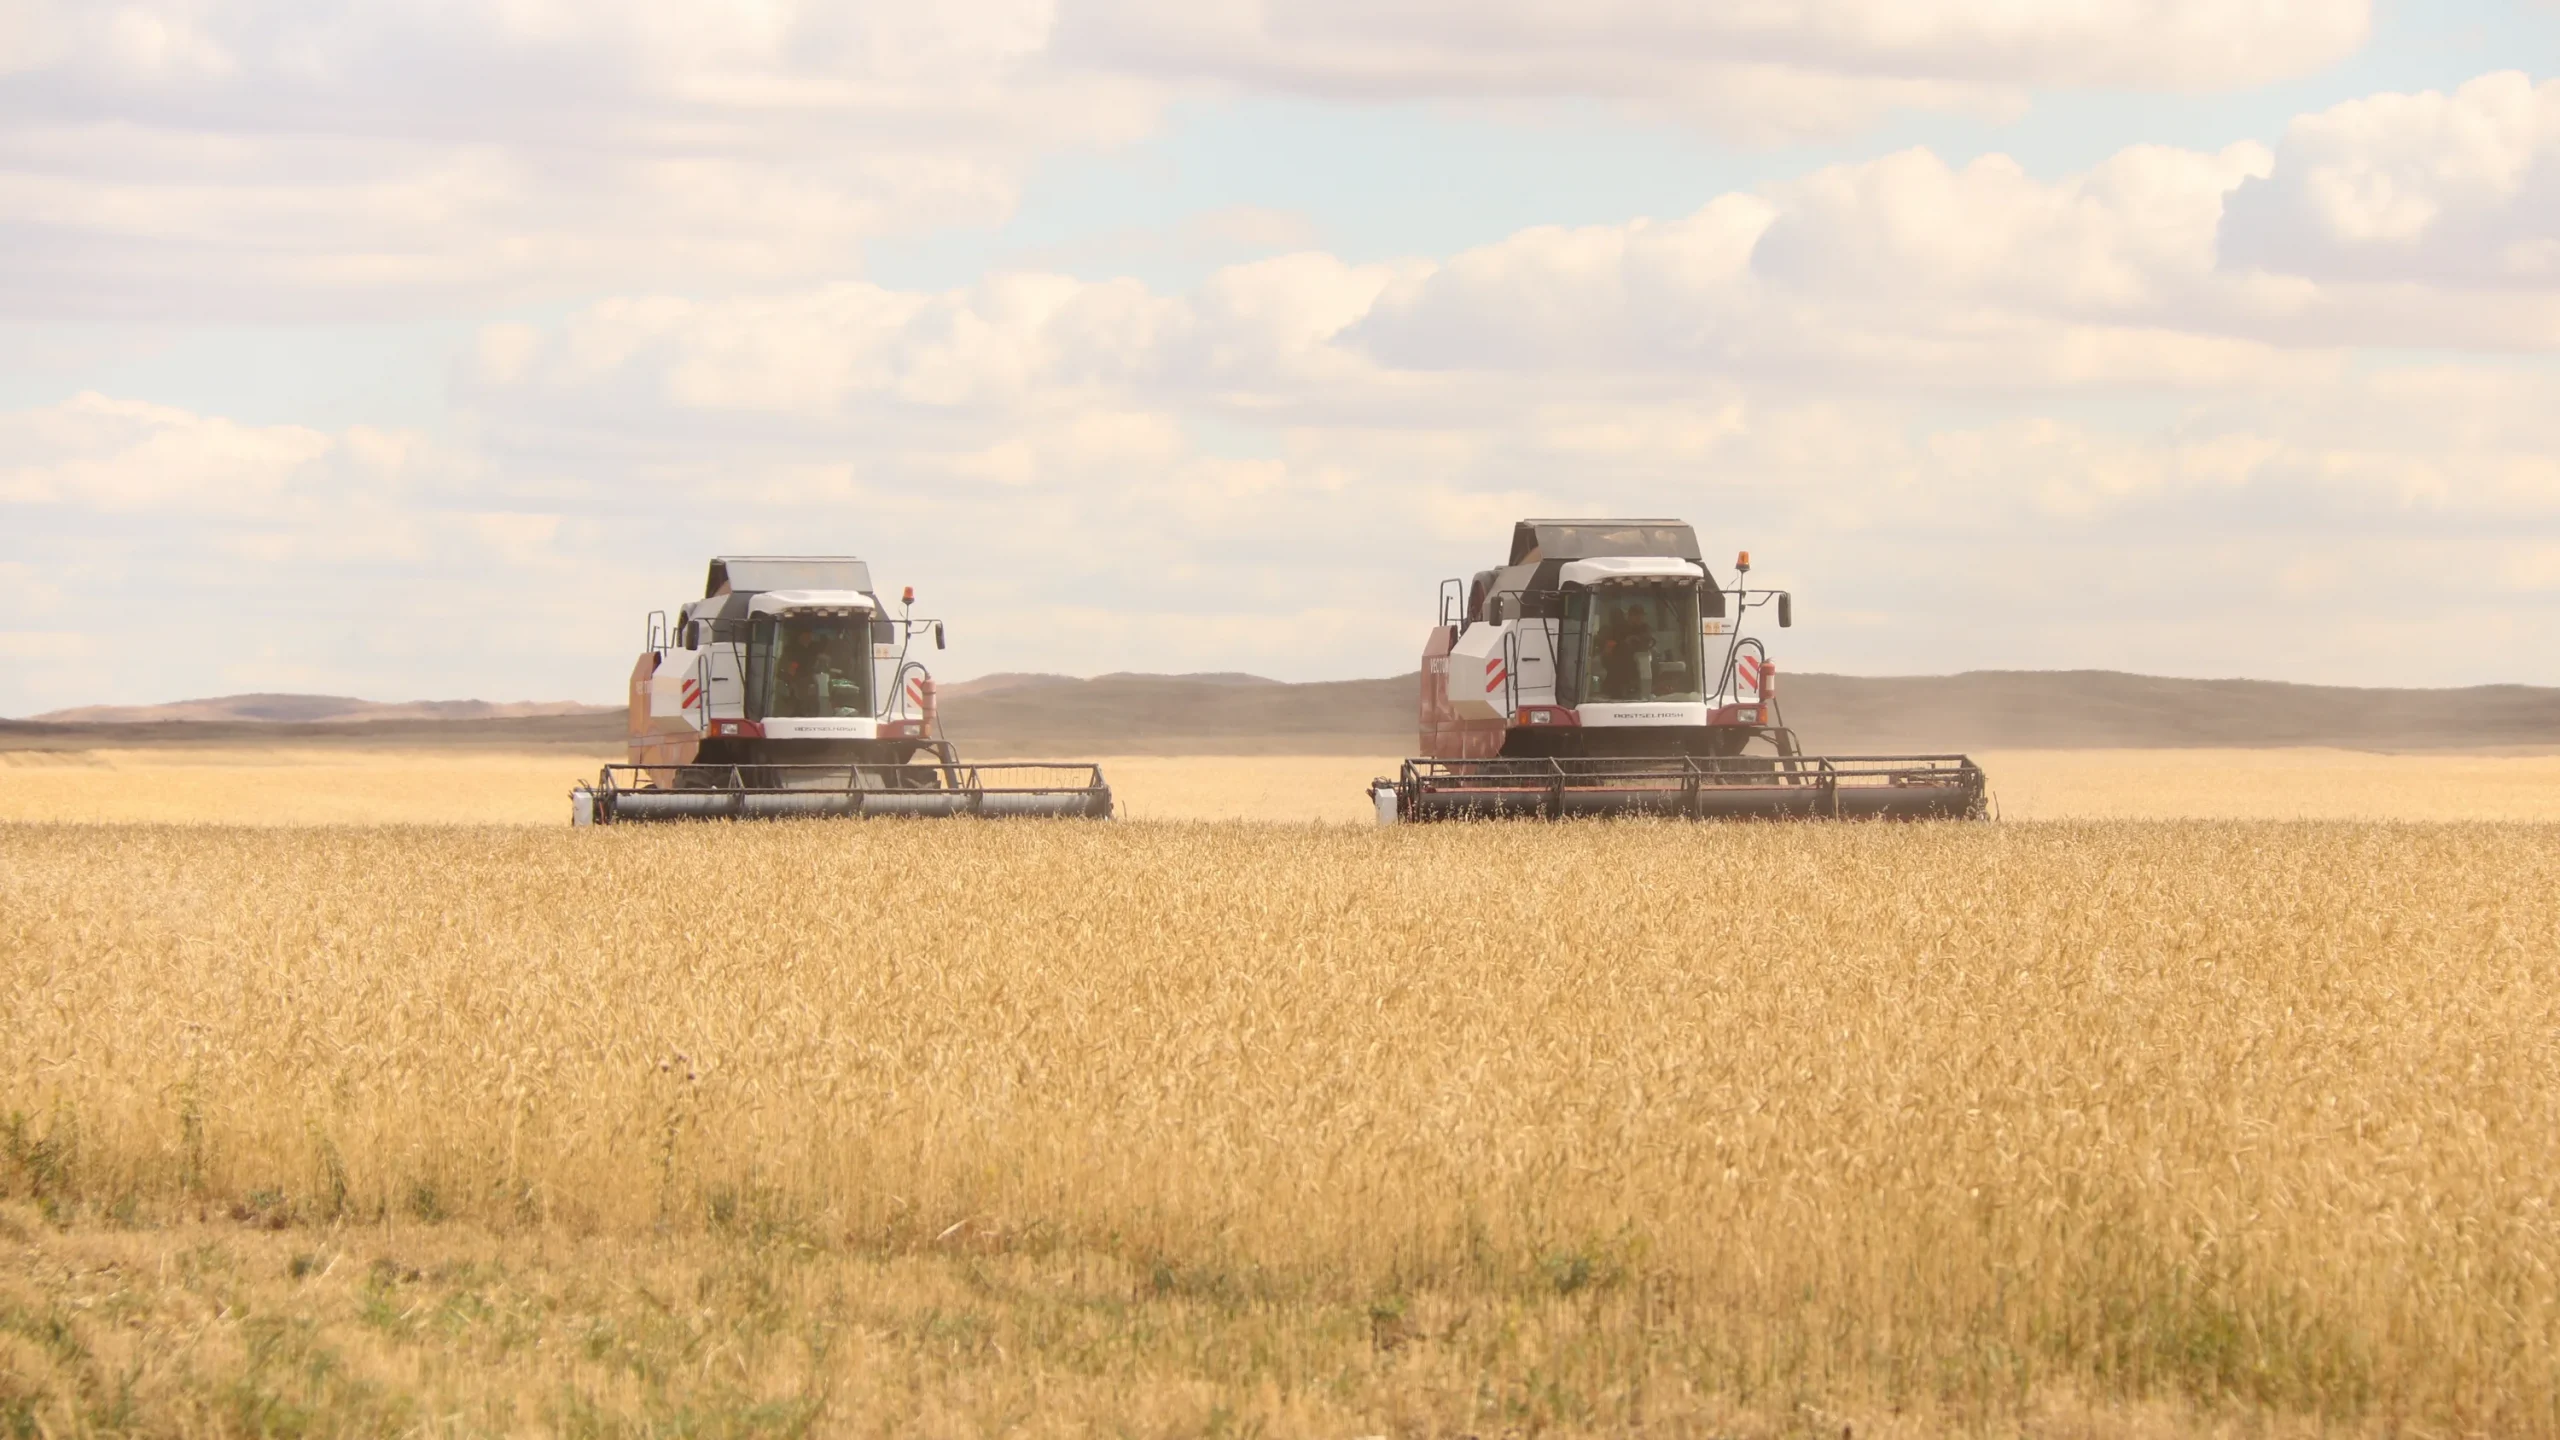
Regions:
[[1720, 635, 1768, 707]]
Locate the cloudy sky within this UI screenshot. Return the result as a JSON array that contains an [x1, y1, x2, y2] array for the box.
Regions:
[[3, 0, 2557, 711]]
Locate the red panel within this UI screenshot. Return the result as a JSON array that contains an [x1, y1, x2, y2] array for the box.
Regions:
[[1416, 625, 1506, 759], [625, 649, 698, 777]]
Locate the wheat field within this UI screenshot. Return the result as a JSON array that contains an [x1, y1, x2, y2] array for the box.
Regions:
[[9, 744, 2560, 824], [5, 814, 2558, 1437]]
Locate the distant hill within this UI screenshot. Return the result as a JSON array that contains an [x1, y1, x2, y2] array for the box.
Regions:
[[1775, 670, 2560, 755], [31, 693, 616, 725], [935, 673, 1080, 697], [930, 669, 2560, 757], [5, 672, 2556, 755]]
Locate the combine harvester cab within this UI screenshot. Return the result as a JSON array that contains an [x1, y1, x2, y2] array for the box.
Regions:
[[1378, 519, 1985, 822], [572, 556, 1111, 823]]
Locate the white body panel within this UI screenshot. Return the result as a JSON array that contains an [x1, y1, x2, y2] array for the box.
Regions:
[[1558, 556, 1707, 586], [748, 589, 877, 616], [1446, 622, 1511, 721], [702, 643, 746, 719], [1579, 702, 1711, 728], [649, 649, 707, 732], [761, 716, 880, 740], [1511, 619, 1558, 706], [652, 646, 751, 727], [1447, 619, 1567, 720]]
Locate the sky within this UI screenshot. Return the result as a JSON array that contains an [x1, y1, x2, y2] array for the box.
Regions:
[[2, 0, 2557, 712]]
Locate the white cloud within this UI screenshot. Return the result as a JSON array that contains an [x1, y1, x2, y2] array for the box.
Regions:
[[1, 0, 2379, 318], [0, 392, 651, 708], [395, 71, 2560, 690], [0, 631, 88, 661], [1061, 0, 2370, 137], [454, 255, 1415, 426], [0, 0, 1157, 317], [485, 119, 2548, 423], [0, 561, 63, 616], [10, 351, 2560, 705], [1753, 144, 2272, 317], [1356, 127, 2560, 369], [1006, 205, 1324, 274], [0, 393, 345, 510], [14, 62, 2560, 705], [2222, 71, 2560, 288]]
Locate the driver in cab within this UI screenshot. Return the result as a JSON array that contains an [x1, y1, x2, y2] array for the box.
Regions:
[[1594, 599, 1656, 700]]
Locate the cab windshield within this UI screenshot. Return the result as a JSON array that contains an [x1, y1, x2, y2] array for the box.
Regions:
[[1574, 586, 1705, 703], [752, 615, 872, 719]]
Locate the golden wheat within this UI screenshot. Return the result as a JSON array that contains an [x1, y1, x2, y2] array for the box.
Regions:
[[0, 747, 616, 825], [1983, 747, 2560, 821], [11, 744, 2560, 825], [5, 818, 2557, 1436]]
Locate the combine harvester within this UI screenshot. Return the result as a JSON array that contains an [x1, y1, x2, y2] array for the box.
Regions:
[[1375, 519, 1985, 821], [572, 556, 1111, 823]]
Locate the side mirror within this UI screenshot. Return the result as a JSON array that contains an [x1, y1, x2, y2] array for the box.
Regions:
[[934, 623, 946, 650], [1777, 593, 1793, 628]]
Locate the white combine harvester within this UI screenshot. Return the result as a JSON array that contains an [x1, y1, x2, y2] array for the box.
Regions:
[[571, 556, 1111, 822], [1375, 519, 1985, 821]]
